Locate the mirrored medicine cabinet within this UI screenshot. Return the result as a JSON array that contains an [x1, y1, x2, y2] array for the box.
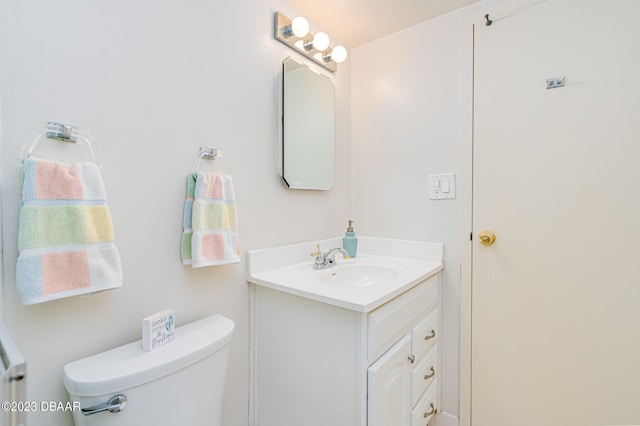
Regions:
[[279, 57, 335, 190]]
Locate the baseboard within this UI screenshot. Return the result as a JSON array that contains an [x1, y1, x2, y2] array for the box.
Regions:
[[435, 411, 459, 426]]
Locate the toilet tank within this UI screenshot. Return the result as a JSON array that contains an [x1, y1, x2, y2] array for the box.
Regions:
[[63, 314, 234, 426]]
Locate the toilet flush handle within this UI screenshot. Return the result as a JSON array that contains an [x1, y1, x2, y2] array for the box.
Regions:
[[81, 394, 127, 416]]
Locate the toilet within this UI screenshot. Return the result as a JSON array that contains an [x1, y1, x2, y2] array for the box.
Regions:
[[63, 314, 234, 426]]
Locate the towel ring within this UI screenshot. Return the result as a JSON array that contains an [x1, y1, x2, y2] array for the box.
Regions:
[[24, 122, 99, 163], [192, 146, 229, 174]]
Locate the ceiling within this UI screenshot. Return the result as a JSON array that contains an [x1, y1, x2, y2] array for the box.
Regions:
[[287, 0, 483, 47]]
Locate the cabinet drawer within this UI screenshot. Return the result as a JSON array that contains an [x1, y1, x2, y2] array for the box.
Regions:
[[411, 309, 439, 362], [411, 379, 438, 426], [368, 278, 438, 361], [411, 344, 438, 407]]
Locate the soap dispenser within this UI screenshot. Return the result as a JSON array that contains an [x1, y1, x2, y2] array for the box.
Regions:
[[343, 220, 358, 258]]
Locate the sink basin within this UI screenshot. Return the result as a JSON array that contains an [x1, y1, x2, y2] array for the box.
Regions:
[[251, 255, 442, 311], [247, 238, 444, 312], [302, 263, 399, 287]]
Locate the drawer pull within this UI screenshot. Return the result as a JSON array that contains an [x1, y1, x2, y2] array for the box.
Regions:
[[424, 329, 436, 341], [408, 355, 416, 364], [424, 366, 435, 380], [423, 403, 436, 417]]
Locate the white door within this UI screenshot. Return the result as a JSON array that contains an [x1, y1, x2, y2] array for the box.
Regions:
[[472, 1, 640, 425], [368, 335, 411, 426]]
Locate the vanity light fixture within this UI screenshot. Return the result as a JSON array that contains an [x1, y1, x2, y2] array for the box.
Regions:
[[274, 11, 347, 73]]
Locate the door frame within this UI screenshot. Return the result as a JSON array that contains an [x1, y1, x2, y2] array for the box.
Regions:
[[459, 2, 546, 425]]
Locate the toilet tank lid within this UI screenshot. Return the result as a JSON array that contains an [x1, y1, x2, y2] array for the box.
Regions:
[[63, 314, 234, 397]]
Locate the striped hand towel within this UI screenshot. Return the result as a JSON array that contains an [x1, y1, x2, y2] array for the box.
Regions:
[[181, 172, 239, 268], [16, 158, 123, 304], [180, 173, 197, 265]]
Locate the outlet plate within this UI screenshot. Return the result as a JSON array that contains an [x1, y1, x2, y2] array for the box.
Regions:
[[429, 173, 456, 200]]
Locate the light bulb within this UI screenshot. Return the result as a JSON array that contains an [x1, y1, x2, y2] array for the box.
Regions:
[[291, 16, 309, 38], [330, 45, 347, 63], [313, 32, 330, 51]]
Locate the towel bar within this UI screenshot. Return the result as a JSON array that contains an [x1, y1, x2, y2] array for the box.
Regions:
[[45, 121, 78, 143], [199, 147, 219, 160], [192, 146, 227, 173], [26, 121, 98, 163]]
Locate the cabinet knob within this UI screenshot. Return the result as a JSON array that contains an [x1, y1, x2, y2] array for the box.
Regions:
[[408, 355, 416, 364], [424, 329, 436, 341], [423, 403, 436, 417], [424, 366, 435, 380]]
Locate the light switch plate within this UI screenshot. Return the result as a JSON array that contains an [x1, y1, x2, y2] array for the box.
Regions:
[[429, 173, 456, 200]]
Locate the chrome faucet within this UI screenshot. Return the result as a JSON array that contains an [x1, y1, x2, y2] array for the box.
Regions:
[[311, 245, 350, 270]]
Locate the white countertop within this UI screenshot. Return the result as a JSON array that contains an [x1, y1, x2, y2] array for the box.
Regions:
[[247, 237, 444, 312]]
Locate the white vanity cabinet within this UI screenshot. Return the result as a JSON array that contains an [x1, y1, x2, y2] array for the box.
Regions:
[[367, 273, 440, 426], [250, 272, 441, 426]]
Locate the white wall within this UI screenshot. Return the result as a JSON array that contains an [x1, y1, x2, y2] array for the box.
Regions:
[[351, 0, 503, 421], [0, 1, 350, 425]]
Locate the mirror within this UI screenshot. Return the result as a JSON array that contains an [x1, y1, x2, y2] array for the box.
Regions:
[[280, 57, 335, 190]]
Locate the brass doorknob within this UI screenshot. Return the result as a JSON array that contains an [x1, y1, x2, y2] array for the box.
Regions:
[[478, 230, 496, 246]]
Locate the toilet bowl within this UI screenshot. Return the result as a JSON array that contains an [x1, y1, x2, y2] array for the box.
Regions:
[[63, 314, 234, 426]]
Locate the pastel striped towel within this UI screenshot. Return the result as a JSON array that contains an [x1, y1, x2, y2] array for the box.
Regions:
[[181, 172, 239, 268], [16, 158, 123, 304], [180, 173, 197, 264]]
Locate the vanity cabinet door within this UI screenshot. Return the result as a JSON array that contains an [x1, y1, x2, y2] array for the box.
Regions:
[[368, 335, 411, 426]]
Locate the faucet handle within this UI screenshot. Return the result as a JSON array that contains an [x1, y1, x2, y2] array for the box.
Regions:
[[310, 244, 321, 257]]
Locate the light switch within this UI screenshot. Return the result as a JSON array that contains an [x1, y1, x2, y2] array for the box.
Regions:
[[429, 173, 456, 200], [442, 179, 450, 193]]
